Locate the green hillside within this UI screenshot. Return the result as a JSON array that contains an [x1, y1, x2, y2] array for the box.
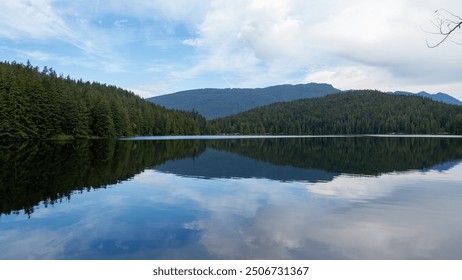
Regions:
[[208, 90, 462, 135], [0, 61, 206, 139]]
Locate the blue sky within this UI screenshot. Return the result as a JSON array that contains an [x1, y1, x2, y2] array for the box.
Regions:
[[1, 0, 462, 99]]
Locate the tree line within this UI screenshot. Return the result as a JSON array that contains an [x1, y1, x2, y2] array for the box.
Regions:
[[0, 61, 206, 139], [208, 90, 462, 135], [2, 61, 462, 139]]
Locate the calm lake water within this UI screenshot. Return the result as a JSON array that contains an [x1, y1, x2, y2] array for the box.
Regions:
[[1, 136, 462, 259]]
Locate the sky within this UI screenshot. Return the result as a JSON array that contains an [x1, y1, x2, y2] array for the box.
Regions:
[[1, 0, 462, 99]]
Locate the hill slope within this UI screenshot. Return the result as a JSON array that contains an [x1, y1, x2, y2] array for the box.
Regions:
[[147, 83, 341, 119], [0, 61, 206, 139], [208, 90, 462, 135]]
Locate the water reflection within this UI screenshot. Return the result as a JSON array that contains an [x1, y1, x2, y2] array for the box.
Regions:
[[155, 148, 336, 182], [0, 140, 205, 216], [207, 137, 462, 175], [2, 137, 461, 217], [1, 136, 462, 259], [137, 167, 462, 259]]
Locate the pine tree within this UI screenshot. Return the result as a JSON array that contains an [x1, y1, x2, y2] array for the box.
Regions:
[[90, 95, 115, 138]]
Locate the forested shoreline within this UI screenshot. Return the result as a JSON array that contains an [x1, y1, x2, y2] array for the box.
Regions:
[[208, 90, 462, 135], [1, 61, 462, 139], [0, 61, 206, 139]]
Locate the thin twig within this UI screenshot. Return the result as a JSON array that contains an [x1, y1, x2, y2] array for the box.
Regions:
[[426, 9, 462, 48]]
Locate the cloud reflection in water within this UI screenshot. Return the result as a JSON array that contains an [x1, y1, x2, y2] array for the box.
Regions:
[[1, 138, 462, 259]]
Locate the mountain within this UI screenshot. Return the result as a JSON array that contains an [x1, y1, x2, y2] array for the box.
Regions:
[[147, 83, 341, 119], [147, 84, 462, 120], [392, 91, 462, 106], [208, 90, 462, 135], [155, 148, 336, 183]]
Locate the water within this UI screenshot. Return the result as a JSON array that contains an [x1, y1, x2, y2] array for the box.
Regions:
[[1, 136, 462, 259]]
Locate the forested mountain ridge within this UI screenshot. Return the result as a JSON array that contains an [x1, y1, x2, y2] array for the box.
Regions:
[[147, 83, 341, 119], [147, 83, 462, 120], [3, 61, 462, 139], [208, 90, 462, 135], [0, 61, 206, 139]]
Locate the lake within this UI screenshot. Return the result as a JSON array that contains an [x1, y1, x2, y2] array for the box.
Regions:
[[1, 135, 462, 259]]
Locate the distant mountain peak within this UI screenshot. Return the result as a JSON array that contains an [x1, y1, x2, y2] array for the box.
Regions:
[[392, 91, 462, 106], [147, 83, 341, 119]]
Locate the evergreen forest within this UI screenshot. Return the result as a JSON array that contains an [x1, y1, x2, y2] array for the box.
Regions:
[[208, 90, 462, 135], [2, 61, 462, 139], [0, 61, 206, 139]]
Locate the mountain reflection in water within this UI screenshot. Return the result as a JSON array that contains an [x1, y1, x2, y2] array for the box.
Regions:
[[0, 136, 462, 259]]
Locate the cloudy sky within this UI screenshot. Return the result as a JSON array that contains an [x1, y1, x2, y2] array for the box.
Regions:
[[1, 0, 462, 99]]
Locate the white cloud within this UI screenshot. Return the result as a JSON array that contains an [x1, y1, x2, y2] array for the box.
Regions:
[[304, 62, 462, 97], [302, 1, 462, 97], [113, 19, 129, 28], [170, 0, 462, 97], [131, 83, 173, 98], [166, 0, 320, 89], [0, 0, 126, 72], [2, 0, 462, 98], [0, 0, 70, 39], [305, 65, 397, 91], [0, 0, 110, 57]]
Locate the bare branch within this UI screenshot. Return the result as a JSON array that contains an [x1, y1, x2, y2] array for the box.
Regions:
[[437, 8, 462, 21], [426, 9, 462, 48]]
